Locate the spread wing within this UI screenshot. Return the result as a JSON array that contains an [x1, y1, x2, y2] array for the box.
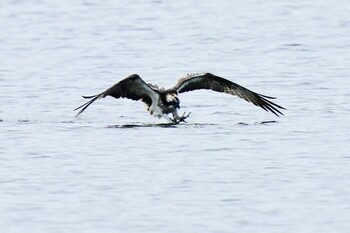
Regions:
[[173, 73, 285, 117], [74, 74, 158, 117]]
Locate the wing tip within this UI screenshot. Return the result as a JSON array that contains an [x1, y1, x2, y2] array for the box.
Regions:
[[257, 94, 286, 117], [82, 95, 97, 99], [74, 94, 103, 117]]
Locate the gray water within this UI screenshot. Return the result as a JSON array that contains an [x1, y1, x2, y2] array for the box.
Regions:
[[1, 0, 350, 232]]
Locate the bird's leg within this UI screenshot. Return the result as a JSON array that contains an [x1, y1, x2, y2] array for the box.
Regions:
[[179, 112, 191, 123], [162, 114, 177, 124]]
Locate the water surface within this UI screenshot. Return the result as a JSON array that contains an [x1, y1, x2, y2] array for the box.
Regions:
[[1, 0, 350, 232]]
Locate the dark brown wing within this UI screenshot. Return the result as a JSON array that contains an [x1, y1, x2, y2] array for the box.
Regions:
[[74, 74, 158, 117], [173, 73, 285, 117]]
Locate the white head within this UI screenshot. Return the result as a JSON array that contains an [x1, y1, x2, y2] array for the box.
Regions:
[[164, 93, 180, 109], [166, 93, 177, 102]]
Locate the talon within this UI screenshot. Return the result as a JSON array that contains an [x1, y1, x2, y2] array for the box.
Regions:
[[179, 118, 186, 123], [178, 111, 191, 123]]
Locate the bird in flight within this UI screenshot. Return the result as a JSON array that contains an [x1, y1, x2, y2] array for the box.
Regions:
[[74, 73, 285, 123]]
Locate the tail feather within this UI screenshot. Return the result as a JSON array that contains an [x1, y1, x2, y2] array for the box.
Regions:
[[74, 93, 105, 117]]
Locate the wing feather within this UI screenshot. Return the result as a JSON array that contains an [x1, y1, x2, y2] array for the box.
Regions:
[[74, 74, 157, 117], [173, 73, 285, 117]]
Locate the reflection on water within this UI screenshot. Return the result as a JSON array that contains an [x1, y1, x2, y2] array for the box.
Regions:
[[107, 123, 179, 128], [107, 121, 277, 128], [106, 122, 218, 128], [236, 120, 278, 126]]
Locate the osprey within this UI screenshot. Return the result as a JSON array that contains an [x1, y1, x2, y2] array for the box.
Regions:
[[74, 73, 285, 123]]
